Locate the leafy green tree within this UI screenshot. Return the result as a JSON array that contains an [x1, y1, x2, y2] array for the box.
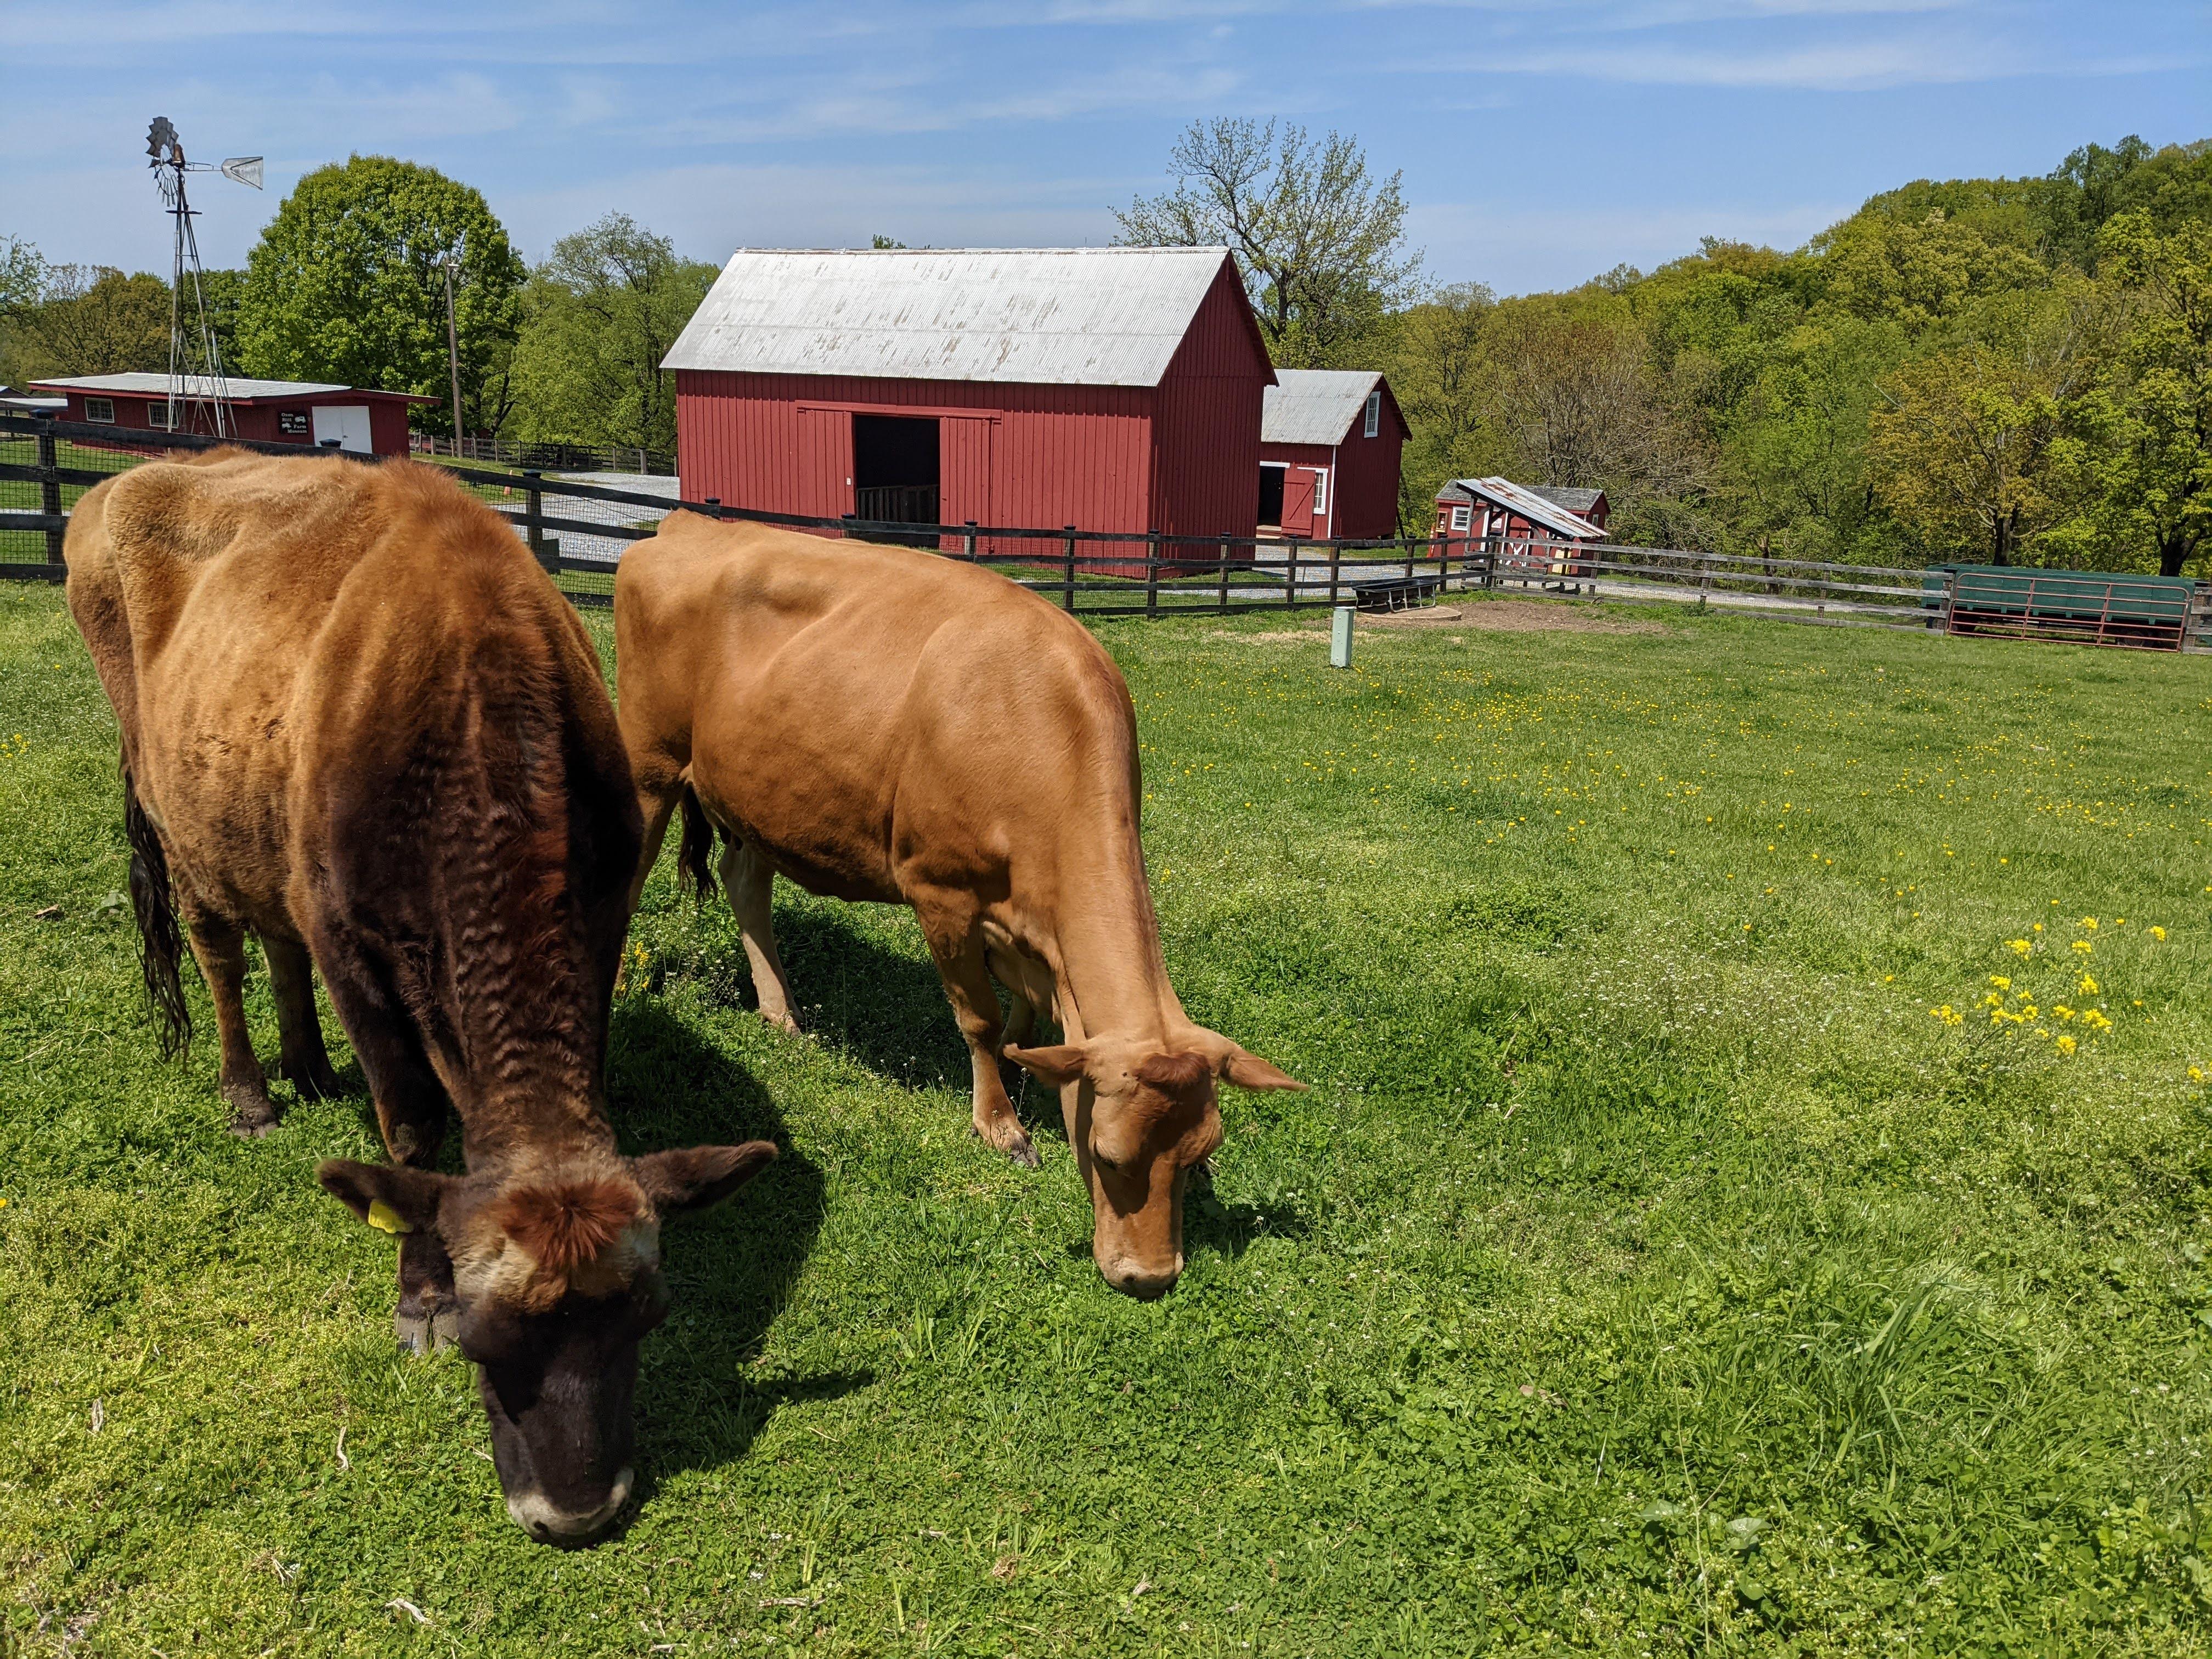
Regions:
[[238, 155, 523, 435], [505, 215, 718, 455], [1815, 209, 2046, 329], [1867, 283, 2097, 564], [1, 236, 42, 318], [1386, 282, 1502, 527], [1114, 118, 1420, 370], [2044, 212, 2212, 577], [3, 266, 171, 380]]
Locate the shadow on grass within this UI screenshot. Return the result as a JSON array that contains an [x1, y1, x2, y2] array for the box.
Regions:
[[603, 996, 866, 1485]]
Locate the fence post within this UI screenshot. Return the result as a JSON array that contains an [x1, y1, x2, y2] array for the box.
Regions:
[[964, 521, 978, 563], [523, 469, 553, 573], [37, 420, 63, 566], [1404, 537, 1415, 583], [1062, 526, 1077, 612], [1218, 534, 1232, 612], [1483, 534, 1499, 591], [1145, 531, 1161, 618], [1327, 537, 1342, 606], [1285, 537, 1299, 609]]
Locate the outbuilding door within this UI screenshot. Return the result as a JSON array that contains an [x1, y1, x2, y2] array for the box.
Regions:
[[310, 405, 373, 454], [1279, 467, 1317, 538], [939, 415, 996, 550]]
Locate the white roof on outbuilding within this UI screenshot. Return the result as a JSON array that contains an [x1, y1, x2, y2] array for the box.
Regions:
[[1262, 369, 1384, 445], [1440, 476, 1606, 540], [31, 373, 359, 399], [662, 246, 1266, 389]]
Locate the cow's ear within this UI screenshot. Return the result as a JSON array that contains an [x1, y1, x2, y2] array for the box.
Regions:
[[1002, 1043, 1091, 1087], [1219, 1048, 1305, 1092], [317, 1160, 454, 1235], [633, 1141, 778, 1213]]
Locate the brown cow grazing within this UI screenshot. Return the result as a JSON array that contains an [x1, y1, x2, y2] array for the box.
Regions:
[[614, 511, 1302, 1300], [65, 450, 774, 1543]]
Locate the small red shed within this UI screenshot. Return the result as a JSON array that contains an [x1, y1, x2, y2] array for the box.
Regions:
[[664, 247, 1276, 563], [1434, 477, 1609, 582], [1259, 369, 1407, 541], [30, 374, 432, 456]]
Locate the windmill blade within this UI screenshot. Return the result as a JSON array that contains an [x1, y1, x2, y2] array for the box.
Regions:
[[148, 115, 178, 163], [221, 156, 264, 190]]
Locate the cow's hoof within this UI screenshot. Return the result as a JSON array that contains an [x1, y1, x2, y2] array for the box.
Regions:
[[1003, 1135, 1041, 1170], [225, 1084, 281, 1138], [431, 1308, 461, 1352], [394, 1311, 432, 1355]]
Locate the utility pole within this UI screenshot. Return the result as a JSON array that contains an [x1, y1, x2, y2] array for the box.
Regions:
[[442, 254, 465, 457]]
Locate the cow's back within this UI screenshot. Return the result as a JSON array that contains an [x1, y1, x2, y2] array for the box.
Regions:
[[617, 513, 1138, 903]]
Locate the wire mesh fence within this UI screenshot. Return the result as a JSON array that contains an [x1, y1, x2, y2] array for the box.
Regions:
[[5, 414, 2205, 650]]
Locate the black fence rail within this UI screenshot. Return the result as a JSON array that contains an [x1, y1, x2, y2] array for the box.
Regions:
[[408, 434, 675, 476], [5, 415, 2205, 650]]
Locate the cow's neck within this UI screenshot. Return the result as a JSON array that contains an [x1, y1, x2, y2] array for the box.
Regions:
[[1042, 832, 1188, 1049]]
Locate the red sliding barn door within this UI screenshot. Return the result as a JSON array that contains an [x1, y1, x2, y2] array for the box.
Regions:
[[940, 415, 996, 550], [1279, 467, 1317, 537], [795, 407, 854, 523]]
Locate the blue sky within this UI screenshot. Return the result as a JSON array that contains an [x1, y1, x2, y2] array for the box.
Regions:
[[4, 1, 2205, 295]]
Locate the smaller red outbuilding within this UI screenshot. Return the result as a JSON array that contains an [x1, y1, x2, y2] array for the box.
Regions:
[[1432, 476, 1609, 583], [30, 374, 433, 456], [1258, 369, 1406, 541]]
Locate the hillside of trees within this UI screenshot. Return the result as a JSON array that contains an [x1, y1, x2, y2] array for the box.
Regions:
[[5, 133, 2207, 574]]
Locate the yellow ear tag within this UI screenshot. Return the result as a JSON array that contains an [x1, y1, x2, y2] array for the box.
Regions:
[[366, 1199, 414, 1235]]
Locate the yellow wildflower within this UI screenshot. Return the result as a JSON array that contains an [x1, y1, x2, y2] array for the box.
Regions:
[[1991, 975, 2011, 990], [2072, 940, 2093, 955], [1983, 992, 2004, 1007], [2054, 1006, 2075, 1021], [2078, 976, 2098, 995], [1931, 1005, 1963, 1028], [2192, 1065, 2207, 1084], [2081, 917, 2098, 930], [2081, 1010, 2112, 1031], [2055, 1034, 2077, 1057], [2149, 926, 2167, 942], [2007, 939, 2032, 957]]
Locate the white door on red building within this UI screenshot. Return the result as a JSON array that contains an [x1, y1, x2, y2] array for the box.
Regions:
[[311, 405, 373, 453]]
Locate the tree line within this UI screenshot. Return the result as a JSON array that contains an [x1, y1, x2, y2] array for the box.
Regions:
[[1120, 120, 2210, 576], [4, 132, 2206, 573]]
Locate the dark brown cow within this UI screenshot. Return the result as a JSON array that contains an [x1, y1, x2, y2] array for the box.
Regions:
[[614, 511, 1301, 1300], [65, 450, 773, 1543]]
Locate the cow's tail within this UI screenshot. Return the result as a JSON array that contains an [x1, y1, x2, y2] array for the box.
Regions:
[[123, 766, 192, 1060], [676, 782, 720, 904]]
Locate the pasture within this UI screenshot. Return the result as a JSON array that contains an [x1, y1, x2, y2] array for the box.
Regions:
[[3, 583, 2209, 1655]]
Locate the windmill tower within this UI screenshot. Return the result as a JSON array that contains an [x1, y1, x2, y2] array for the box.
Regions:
[[145, 117, 262, 439]]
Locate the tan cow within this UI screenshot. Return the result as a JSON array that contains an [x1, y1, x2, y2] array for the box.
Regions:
[[65, 450, 774, 1543], [614, 511, 1302, 1299]]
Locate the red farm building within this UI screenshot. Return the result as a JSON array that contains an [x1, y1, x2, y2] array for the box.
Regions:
[[1433, 476, 1609, 584], [1258, 369, 1407, 541], [664, 247, 1276, 563], [30, 374, 432, 456]]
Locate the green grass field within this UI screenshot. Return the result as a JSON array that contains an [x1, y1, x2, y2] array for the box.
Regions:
[[3, 585, 2210, 1656]]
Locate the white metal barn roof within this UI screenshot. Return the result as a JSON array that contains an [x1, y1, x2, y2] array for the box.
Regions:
[[1261, 369, 1384, 445], [1439, 476, 1606, 540], [662, 247, 1254, 388], [32, 373, 356, 399]]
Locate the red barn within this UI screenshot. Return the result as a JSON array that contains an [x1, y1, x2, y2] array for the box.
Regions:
[[30, 374, 431, 455], [665, 247, 1274, 561], [1258, 369, 1407, 541]]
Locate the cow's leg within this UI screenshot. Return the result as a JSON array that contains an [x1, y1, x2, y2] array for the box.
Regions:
[[264, 934, 342, 1099], [627, 774, 684, 915], [920, 910, 1037, 1169], [720, 837, 800, 1034], [182, 909, 280, 1137], [314, 938, 458, 1354]]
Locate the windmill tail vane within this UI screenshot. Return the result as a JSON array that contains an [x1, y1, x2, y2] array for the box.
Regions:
[[145, 117, 262, 441]]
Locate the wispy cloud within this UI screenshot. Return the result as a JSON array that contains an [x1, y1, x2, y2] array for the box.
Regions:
[[1469, 37, 2180, 89]]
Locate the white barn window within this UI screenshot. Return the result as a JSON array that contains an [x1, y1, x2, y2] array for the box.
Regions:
[[1449, 504, 1470, 531], [85, 397, 115, 424], [1363, 388, 1380, 437], [146, 402, 174, 429], [1311, 469, 1328, 516]]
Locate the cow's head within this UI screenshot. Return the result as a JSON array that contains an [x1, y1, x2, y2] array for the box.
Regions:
[[1003, 1031, 1301, 1299], [318, 1142, 775, 1544]]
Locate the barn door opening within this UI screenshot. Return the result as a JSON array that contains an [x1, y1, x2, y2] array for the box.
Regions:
[[854, 414, 940, 546], [1257, 462, 1286, 531]]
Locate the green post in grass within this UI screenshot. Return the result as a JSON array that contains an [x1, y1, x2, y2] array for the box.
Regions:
[[1329, 604, 1354, 668]]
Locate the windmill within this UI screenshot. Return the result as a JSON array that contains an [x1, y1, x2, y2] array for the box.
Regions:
[[145, 117, 262, 439]]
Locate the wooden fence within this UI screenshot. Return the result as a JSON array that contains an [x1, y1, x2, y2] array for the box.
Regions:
[[4, 414, 2205, 650]]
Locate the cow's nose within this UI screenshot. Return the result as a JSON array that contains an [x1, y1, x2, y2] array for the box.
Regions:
[[506, 1466, 634, 1545], [1102, 1254, 1184, 1301]]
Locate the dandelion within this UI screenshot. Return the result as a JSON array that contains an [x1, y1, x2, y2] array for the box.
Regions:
[[2055, 1034, 2078, 1057], [2081, 1010, 2112, 1032], [1990, 975, 2011, 990], [2055, 1006, 2075, 1021], [2192, 1065, 2206, 1084], [1983, 992, 2005, 1007], [2033, 923, 2044, 933], [2007, 939, 2032, 957], [2081, 917, 2099, 931], [2149, 926, 2168, 942], [1931, 1005, 1963, 1028], [2078, 975, 2098, 995], [2072, 940, 2093, 955]]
